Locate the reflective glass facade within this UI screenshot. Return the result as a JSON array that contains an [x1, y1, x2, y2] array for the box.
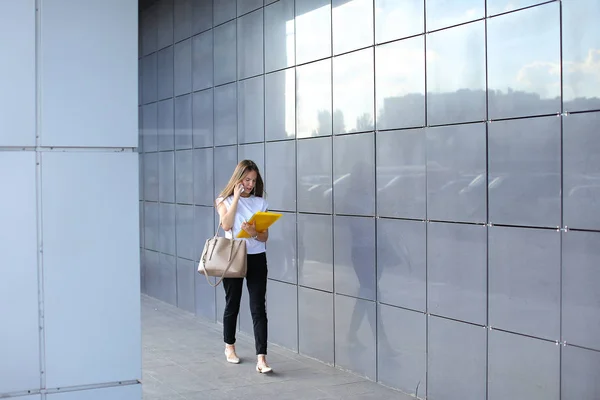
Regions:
[[139, 1, 600, 398]]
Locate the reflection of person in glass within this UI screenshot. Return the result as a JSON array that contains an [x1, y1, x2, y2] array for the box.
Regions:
[[215, 160, 272, 374], [342, 162, 391, 352]]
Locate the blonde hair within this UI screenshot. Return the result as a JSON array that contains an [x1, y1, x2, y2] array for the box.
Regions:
[[216, 160, 264, 206]]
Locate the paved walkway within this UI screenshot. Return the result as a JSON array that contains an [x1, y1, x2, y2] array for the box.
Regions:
[[142, 295, 413, 400]]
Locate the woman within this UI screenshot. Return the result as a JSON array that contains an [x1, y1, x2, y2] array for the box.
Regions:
[[215, 159, 272, 373]]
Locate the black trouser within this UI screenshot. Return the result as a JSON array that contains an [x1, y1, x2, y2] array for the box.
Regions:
[[222, 252, 268, 355]]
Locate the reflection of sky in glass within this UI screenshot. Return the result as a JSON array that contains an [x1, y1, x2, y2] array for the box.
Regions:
[[332, 0, 373, 55], [487, 0, 545, 16], [284, 68, 295, 138], [375, 0, 424, 44], [296, 59, 332, 138], [487, 3, 560, 100], [295, 1, 331, 64], [562, 0, 600, 107], [425, 0, 484, 31], [333, 48, 374, 134]]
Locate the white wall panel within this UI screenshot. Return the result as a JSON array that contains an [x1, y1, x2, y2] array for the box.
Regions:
[[47, 384, 141, 400], [0, 0, 35, 146], [0, 152, 41, 394], [42, 152, 141, 387], [40, 0, 138, 147]]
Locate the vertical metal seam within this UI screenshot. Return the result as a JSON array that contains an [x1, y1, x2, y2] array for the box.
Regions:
[[371, 0, 379, 385], [484, 2, 490, 399], [330, 0, 336, 367], [558, 2, 564, 399], [34, 0, 47, 396], [423, 1, 429, 398]]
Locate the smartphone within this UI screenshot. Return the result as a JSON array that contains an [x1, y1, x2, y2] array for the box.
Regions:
[[239, 184, 244, 193]]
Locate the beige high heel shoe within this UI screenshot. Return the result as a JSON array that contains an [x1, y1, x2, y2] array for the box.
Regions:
[[256, 355, 272, 373], [225, 345, 240, 364]]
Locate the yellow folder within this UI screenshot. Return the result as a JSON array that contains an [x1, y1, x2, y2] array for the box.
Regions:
[[236, 211, 283, 238]]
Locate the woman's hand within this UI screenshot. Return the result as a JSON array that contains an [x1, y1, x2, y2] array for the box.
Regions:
[[233, 182, 244, 199], [241, 220, 257, 237]]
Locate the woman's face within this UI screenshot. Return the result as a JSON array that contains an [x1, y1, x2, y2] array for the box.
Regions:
[[240, 170, 258, 194]]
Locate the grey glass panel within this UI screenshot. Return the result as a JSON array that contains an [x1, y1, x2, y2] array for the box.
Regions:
[[141, 3, 157, 56], [267, 280, 298, 350], [563, 112, 600, 231], [144, 153, 159, 202], [193, 148, 214, 206], [144, 202, 159, 251], [427, 21, 486, 125], [427, 123, 487, 223], [174, 39, 192, 96], [297, 136, 332, 214], [332, 0, 373, 55], [175, 150, 193, 204], [376, 37, 425, 130], [145, 251, 170, 304], [265, 0, 295, 73], [238, 0, 262, 16], [487, 0, 550, 16], [213, 20, 236, 86], [237, 9, 264, 79], [335, 294, 376, 380], [375, 0, 424, 44], [157, 253, 178, 306], [195, 210, 216, 321], [213, 146, 238, 197], [159, 203, 176, 255], [488, 330, 559, 400], [238, 144, 264, 176], [265, 140, 296, 211], [174, 94, 193, 149], [297, 59, 332, 138], [561, 345, 600, 400], [428, 222, 487, 325], [213, 0, 236, 26], [428, 316, 486, 400], [333, 132, 375, 216], [176, 257, 195, 312], [192, 30, 213, 92], [266, 0, 278, 4], [159, 151, 175, 203], [562, 1, 600, 112], [238, 76, 265, 144], [334, 216, 376, 300], [488, 116, 561, 227], [157, 46, 174, 100], [562, 231, 600, 351], [333, 48, 374, 134], [298, 213, 333, 292], [142, 103, 158, 152], [487, 3, 560, 119], [157, 99, 174, 151], [266, 212, 297, 284], [142, 54, 157, 104], [138, 60, 142, 107], [174, 0, 192, 42], [214, 83, 237, 146], [298, 287, 334, 364], [378, 305, 426, 397], [192, 89, 213, 148], [192, 0, 213, 34], [195, 205, 215, 262], [265, 68, 296, 141], [489, 226, 560, 340], [295, 0, 332, 64], [376, 129, 426, 219], [377, 218, 426, 312], [425, 0, 484, 31]]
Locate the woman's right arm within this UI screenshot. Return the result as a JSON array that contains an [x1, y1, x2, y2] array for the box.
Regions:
[[216, 184, 243, 231]]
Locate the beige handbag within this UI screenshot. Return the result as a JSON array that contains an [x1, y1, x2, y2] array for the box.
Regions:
[[198, 225, 247, 287]]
